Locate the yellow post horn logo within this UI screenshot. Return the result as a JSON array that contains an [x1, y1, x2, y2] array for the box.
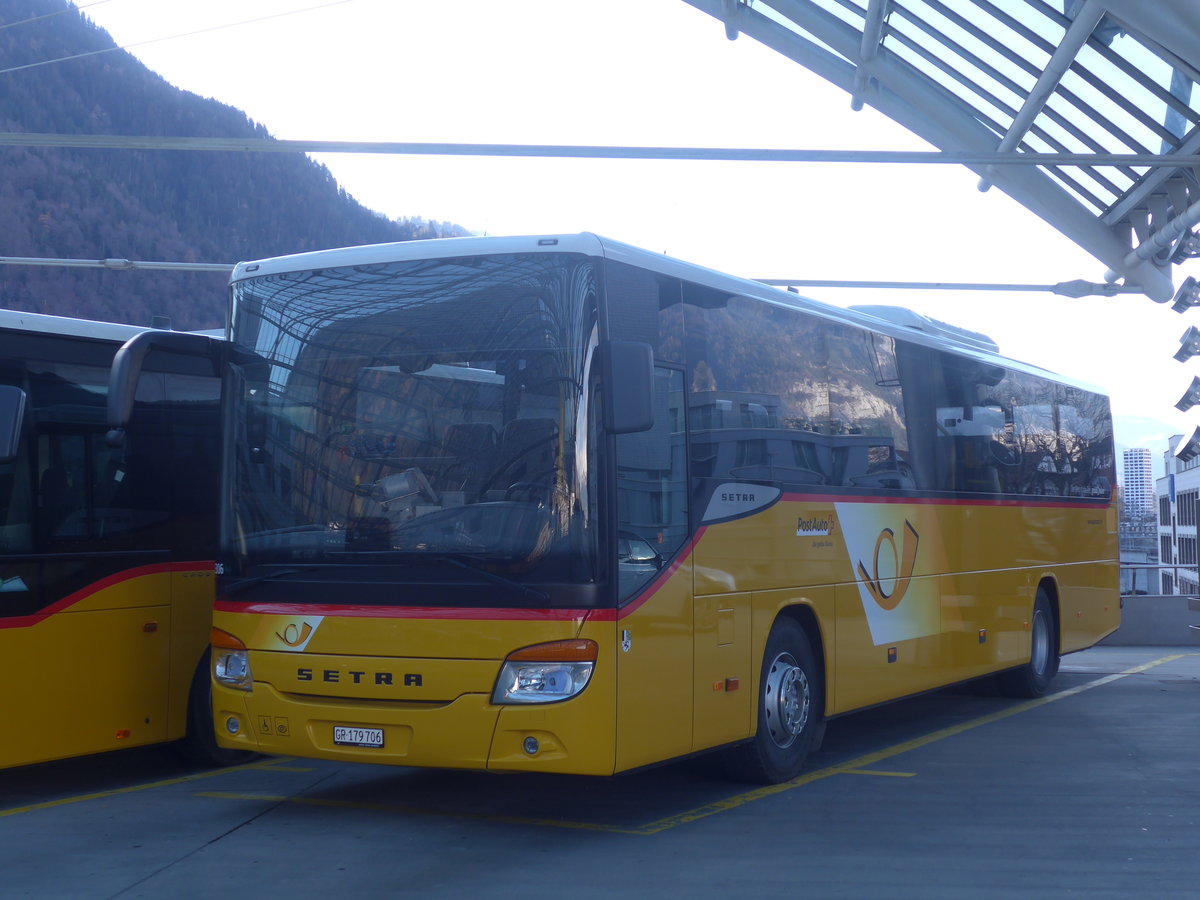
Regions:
[[857, 520, 920, 611], [276, 621, 314, 647]]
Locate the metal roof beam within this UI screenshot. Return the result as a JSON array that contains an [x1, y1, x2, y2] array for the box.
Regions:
[[977, 0, 1104, 193], [1116, 194, 1200, 275], [1105, 129, 1200, 224], [682, 0, 1176, 300], [1103, 0, 1200, 77], [851, 0, 889, 111]]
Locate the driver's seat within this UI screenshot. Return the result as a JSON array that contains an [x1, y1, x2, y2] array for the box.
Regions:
[[492, 418, 558, 493], [439, 422, 498, 499]]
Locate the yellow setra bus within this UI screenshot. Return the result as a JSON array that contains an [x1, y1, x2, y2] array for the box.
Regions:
[[114, 234, 1118, 783], [0, 310, 245, 769]]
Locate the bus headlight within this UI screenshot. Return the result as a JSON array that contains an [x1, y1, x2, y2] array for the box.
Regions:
[[492, 639, 597, 704], [211, 627, 253, 691]]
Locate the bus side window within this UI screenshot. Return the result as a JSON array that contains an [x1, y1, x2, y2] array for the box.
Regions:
[[37, 433, 84, 540], [0, 459, 32, 553], [36, 429, 170, 545], [0, 384, 32, 552]]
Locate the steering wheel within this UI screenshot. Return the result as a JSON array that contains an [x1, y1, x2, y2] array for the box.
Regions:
[[504, 481, 552, 504], [989, 440, 1019, 467]]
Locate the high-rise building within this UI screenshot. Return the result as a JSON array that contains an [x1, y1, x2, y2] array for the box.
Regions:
[[1123, 447, 1154, 519], [1155, 436, 1200, 596]]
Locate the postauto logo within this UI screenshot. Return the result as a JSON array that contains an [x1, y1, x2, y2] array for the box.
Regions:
[[836, 503, 937, 646], [856, 520, 920, 611], [273, 618, 322, 651]]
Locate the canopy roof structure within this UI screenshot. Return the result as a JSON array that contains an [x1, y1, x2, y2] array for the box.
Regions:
[[682, 0, 1200, 302]]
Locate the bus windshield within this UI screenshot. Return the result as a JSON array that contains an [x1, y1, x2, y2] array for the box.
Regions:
[[226, 252, 598, 585]]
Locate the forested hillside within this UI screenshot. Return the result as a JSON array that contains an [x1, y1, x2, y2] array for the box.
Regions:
[[0, 0, 465, 329]]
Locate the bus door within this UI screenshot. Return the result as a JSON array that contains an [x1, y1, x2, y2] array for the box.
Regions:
[[613, 367, 694, 771]]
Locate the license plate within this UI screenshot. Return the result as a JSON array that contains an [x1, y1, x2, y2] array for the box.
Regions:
[[333, 726, 384, 748]]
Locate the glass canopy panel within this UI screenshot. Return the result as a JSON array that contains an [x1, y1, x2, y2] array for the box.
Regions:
[[891, 0, 1041, 122], [691, 0, 1200, 297]]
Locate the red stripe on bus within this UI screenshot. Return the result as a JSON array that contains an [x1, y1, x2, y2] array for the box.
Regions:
[[213, 600, 592, 622], [780, 491, 1108, 509], [608, 528, 707, 621], [0, 561, 214, 629]]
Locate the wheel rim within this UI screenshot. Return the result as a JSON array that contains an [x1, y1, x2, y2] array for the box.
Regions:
[[763, 651, 810, 749], [1030, 608, 1050, 677]]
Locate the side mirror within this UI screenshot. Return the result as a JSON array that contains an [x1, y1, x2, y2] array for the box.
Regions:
[[107, 330, 223, 447], [602, 340, 654, 434], [0, 385, 27, 463]]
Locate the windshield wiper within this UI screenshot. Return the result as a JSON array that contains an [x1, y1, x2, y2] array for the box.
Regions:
[[221, 566, 319, 596], [430, 554, 550, 604], [312, 551, 552, 604]]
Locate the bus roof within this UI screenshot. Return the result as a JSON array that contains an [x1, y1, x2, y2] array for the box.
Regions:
[[0, 309, 151, 343], [229, 233, 1098, 394], [0, 309, 225, 344]]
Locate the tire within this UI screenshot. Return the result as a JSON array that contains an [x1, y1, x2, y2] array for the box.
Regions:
[[997, 588, 1059, 699], [176, 650, 257, 767], [724, 617, 825, 784]]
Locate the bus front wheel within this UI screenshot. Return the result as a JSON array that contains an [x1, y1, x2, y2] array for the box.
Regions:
[[177, 650, 258, 767], [725, 617, 824, 784], [997, 588, 1059, 698]]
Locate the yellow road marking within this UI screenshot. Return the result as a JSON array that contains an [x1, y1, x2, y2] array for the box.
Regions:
[[193, 653, 1190, 834], [250, 765, 316, 773], [5, 654, 1192, 828], [634, 653, 1192, 834], [0, 757, 293, 819]]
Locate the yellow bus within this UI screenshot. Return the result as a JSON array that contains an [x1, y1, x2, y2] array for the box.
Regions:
[[0, 310, 245, 769], [114, 234, 1118, 782]]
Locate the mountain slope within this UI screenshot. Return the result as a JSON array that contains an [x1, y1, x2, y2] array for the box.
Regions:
[[0, 0, 464, 329]]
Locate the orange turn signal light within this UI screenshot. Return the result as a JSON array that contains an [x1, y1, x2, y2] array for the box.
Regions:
[[210, 627, 247, 650], [505, 639, 598, 663]]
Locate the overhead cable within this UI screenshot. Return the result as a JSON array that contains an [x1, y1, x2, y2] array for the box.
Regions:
[[0, 132, 1195, 168], [0, 0, 360, 76], [756, 278, 1140, 298], [0, 258, 1141, 297], [0, 0, 114, 34], [0, 255, 233, 273]]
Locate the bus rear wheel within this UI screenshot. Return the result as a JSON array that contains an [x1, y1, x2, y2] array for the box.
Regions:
[[725, 617, 824, 784], [997, 588, 1058, 699]]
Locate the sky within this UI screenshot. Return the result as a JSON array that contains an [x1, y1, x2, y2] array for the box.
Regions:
[[59, 0, 1200, 470]]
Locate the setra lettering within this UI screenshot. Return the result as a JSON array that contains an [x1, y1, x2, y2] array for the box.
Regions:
[[720, 492, 756, 503], [292, 668, 422, 687]]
